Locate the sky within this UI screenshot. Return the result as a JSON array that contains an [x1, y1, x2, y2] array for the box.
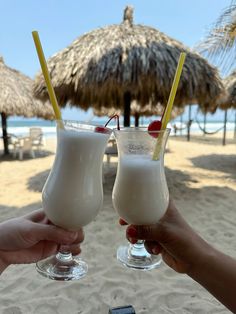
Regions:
[[0, 0, 234, 122]]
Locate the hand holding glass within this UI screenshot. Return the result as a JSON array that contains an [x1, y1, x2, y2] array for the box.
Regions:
[[112, 128, 170, 270], [36, 120, 111, 280]]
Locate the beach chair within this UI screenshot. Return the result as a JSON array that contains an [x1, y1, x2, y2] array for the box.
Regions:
[[104, 138, 118, 167], [8, 134, 21, 157], [16, 137, 35, 160], [29, 127, 44, 153]]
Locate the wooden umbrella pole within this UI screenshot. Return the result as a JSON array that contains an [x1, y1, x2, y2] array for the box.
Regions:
[[234, 110, 236, 139], [222, 109, 227, 146], [203, 112, 207, 136], [134, 113, 139, 127], [123, 92, 131, 127], [1, 113, 9, 155], [180, 113, 183, 136], [187, 105, 192, 142]]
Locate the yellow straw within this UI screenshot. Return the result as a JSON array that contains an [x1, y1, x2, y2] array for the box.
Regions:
[[32, 31, 63, 125], [152, 52, 186, 160]]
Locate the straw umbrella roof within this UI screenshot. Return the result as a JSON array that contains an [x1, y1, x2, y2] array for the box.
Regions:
[[0, 56, 54, 155], [93, 101, 184, 119], [33, 6, 224, 114], [218, 70, 236, 109], [0, 56, 54, 119]]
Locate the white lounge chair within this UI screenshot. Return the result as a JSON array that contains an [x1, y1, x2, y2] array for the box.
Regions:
[[104, 139, 118, 167], [17, 137, 35, 160], [29, 127, 45, 153], [8, 134, 21, 157]]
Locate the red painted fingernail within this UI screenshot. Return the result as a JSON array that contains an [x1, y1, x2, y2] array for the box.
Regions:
[[152, 247, 160, 254], [127, 226, 137, 238], [128, 237, 137, 244]]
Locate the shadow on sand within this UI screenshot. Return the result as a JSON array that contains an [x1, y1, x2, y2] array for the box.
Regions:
[[0, 202, 42, 221], [190, 154, 236, 180], [27, 169, 50, 192], [0, 149, 54, 162], [173, 134, 236, 146]]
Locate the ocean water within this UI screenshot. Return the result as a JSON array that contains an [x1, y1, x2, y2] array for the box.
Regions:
[[0, 118, 235, 138]]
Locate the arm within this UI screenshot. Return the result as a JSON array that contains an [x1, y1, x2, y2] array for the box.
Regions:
[[188, 246, 236, 313], [0, 209, 84, 274], [124, 200, 236, 313], [0, 257, 8, 275]]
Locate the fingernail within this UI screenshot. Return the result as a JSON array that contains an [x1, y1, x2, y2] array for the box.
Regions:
[[127, 226, 137, 238], [152, 247, 160, 255], [129, 237, 137, 244]]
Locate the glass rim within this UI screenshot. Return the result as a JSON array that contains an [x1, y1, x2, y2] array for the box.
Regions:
[[55, 119, 112, 134], [113, 127, 171, 134]]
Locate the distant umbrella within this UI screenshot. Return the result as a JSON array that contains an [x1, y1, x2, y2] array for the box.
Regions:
[[0, 56, 54, 155], [219, 70, 236, 109], [93, 101, 184, 126], [33, 6, 223, 126], [218, 69, 236, 143]]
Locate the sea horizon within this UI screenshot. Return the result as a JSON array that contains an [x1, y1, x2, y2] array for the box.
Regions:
[[1, 117, 235, 139]]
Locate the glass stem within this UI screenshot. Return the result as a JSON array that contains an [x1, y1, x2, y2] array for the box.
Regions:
[[129, 240, 147, 258], [56, 246, 73, 263], [133, 240, 145, 249]]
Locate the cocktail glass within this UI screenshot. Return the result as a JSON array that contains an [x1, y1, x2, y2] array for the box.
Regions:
[[36, 120, 111, 280], [112, 127, 170, 270]]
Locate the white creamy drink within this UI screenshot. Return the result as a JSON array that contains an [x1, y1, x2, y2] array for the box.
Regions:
[[42, 127, 110, 230], [112, 155, 169, 225]]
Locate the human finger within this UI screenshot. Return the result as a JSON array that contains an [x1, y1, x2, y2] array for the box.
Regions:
[[126, 224, 163, 242], [126, 236, 138, 244], [69, 229, 84, 244], [144, 241, 162, 255], [31, 224, 83, 245], [66, 244, 82, 256], [24, 208, 46, 222]]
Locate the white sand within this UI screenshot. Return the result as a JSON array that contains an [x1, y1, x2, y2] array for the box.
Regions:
[[0, 134, 235, 313]]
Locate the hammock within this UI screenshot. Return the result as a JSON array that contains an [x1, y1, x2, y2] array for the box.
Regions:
[[195, 114, 224, 135]]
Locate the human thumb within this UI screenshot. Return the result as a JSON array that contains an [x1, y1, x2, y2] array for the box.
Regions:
[[33, 223, 79, 245]]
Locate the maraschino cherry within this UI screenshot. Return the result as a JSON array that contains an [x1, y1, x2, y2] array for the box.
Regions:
[[148, 120, 162, 138], [95, 114, 120, 133], [94, 126, 110, 134]]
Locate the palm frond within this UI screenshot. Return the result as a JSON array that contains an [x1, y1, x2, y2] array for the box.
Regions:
[[196, 1, 236, 75]]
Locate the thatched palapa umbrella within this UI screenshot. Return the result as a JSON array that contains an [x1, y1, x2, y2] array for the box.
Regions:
[[33, 6, 223, 127], [93, 101, 184, 127], [196, 1, 236, 144], [219, 70, 236, 109], [219, 70, 236, 140], [0, 57, 54, 155]]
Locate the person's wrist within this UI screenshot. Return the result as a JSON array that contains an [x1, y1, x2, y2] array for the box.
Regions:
[[0, 252, 9, 274]]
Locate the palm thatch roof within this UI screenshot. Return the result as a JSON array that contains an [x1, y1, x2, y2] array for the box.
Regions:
[[93, 101, 184, 120], [0, 56, 54, 155], [0, 56, 54, 119], [218, 70, 236, 109], [33, 6, 224, 115]]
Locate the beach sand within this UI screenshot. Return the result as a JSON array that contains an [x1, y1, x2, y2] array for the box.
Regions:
[[0, 134, 235, 313]]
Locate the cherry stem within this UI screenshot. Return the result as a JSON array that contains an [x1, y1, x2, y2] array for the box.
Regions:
[[104, 114, 120, 130]]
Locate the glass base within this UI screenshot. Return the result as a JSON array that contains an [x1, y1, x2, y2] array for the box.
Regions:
[[117, 243, 162, 270], [36, 253, 88, 281]]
